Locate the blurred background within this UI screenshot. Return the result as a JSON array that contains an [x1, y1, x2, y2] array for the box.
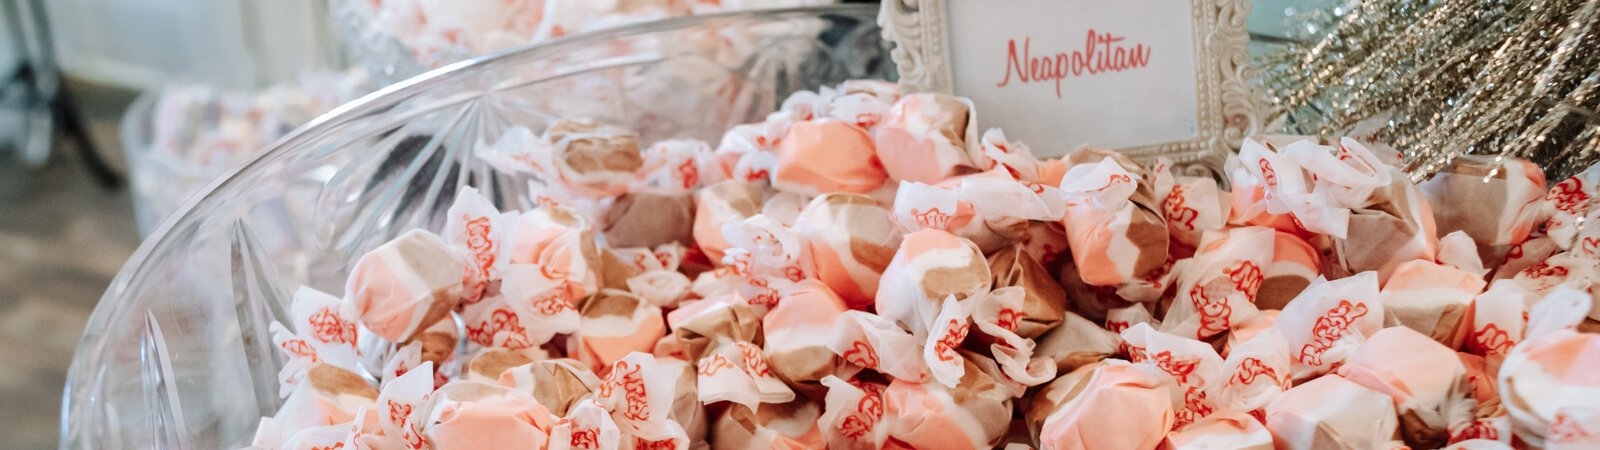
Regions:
[[0, 0, 1317, 448]]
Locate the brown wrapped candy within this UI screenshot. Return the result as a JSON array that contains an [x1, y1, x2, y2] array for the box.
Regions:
[[1379, 259, 1485, 347], [543, 118, 644, 197], [1032, 310, 1120, 374], [1257, 231, 1323, 310], [1337, 327, 1475, 449], [602, 190, 696, 249], [498, 358, 598, 417], [1420, 155, 1546, 266], [463, 348, 537, 383], [987, 244, 1067, 339], [1327, 176, 1439, 283]]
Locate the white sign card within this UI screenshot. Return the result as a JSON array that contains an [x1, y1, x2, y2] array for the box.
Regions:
[[881, 0, 1265, 174]]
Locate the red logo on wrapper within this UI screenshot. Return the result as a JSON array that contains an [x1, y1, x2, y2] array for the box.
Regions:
[[932, 319, 971, 362], [308, 307, 358, 348], [910, 207, 953, 230], [1298, 300, 1369, 366], [843, 341, 880, 368]]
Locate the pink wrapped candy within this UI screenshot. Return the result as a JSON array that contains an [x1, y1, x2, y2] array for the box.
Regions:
[[872, 93, 981, 184], [773, 118, 888, 196], [1265, 374, 1400, 450]]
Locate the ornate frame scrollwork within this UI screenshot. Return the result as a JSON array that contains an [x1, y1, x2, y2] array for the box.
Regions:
[[879, 0, 1266, 178]]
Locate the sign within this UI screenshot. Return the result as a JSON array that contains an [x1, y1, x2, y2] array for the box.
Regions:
[[880, 0, 1265, 175]]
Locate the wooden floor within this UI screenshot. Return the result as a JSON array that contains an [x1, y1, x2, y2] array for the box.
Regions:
[[0, 80, 142, 449]]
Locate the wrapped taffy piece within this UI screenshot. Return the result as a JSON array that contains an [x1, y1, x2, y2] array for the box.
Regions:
[[593, 352, 692, 447], [1149, 158, 1230, 250], [874, 228, 992, 338], [1420, 155, 1547, 266], [262, 288, 375, 442], [444, 186, 518, 307], [892, 170, 1063, 254], [1026, 360, 1178, 450], [793, 193, 902, 310], [878, 354, 1015, 449], [668, 301, 795, 409], [497, 358, 599, 417], [422, 381, 556, 449], [1214, 328, 1293, 419], [711, 400, 827, 449], [1121, 323, 1225, 428], [694, 180, 769, 261], [1539, 162, 1600, 251], [499, 119, 645, 197], [1161, 226, 1272, 340], [815, 376, 889, 450], [569, 289, 667, 373], [1264, 374, 1401, 450], [602, 190, 696, 249], [1465, 281, 1536, 363], [1337, 326, 1477, 448], [1032, 309, 1121, 374], [1058, 148, 1170, 288], [772, 118, 888, 196], [986, 244, 1067, 339], [762, 280, 849, 396], [1233, 137, 1437, 282], [1161, 409, 1275, 450], [1497, 288, 1600, 448], [1379, 257, 1486, 347], [632, 138, 722, 194], [509, 204, 601, 303], [1274, 272, 1384, 380], [346, 229, 466, 344], [872, 93, 982, 183]]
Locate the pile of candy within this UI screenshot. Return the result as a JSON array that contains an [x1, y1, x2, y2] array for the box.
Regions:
[[355, 0, 834, 66], [249, 80, 1600, 450]]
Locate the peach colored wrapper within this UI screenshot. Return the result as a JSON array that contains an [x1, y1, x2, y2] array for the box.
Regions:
[[1337, 326, 1475, 448], [1497, 327, 1600, 447], [1031, 361, 1177, 450], [772, 118, 888, 196], [422, 381, 555, 450], [762, 280, 848, 395], [1420, 155, 1546, 265], [1539, 162, 1600, 251], [872, 93, 982, 184], [569, 289, 667, 374], [693, 180, 768, 262], [1162, 409, 1274, 450], [1380, 258, 1485, 348], [880, 357, 1014, 450]]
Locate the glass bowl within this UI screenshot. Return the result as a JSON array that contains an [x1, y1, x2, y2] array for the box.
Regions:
[[62, 5, 890, 449]]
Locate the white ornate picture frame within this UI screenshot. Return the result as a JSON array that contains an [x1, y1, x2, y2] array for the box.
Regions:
[[879, 0, 1265, 176]]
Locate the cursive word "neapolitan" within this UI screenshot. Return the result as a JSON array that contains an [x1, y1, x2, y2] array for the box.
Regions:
[[996, 30, 1153, 98]]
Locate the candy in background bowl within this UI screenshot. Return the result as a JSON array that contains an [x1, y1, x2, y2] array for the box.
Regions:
[[63, 6, 890, 448]]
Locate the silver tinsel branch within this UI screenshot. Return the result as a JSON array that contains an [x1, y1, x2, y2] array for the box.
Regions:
[[1259, 0, 1600, 180]]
